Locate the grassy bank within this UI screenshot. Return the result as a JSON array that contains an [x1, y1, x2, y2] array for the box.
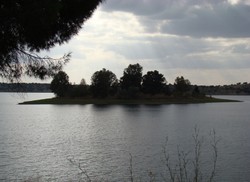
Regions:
[[19, 96, 240, 105]]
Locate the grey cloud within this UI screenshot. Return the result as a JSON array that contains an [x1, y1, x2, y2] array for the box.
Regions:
[[157, 54, 250, 69], [161, 4, 250, 38], [101, 0, 226, 17], [101, 0, 250, 38], [103, 34, 250, 70]]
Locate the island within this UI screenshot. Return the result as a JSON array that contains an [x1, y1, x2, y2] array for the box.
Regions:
[[19, 96, 239, 105], [19, 63, 242, 105]]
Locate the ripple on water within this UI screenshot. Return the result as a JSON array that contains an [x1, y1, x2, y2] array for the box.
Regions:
[[0, 94, 250, 181]]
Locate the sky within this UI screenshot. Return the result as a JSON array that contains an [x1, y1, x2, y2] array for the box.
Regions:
[[34, 0, 250, 85]]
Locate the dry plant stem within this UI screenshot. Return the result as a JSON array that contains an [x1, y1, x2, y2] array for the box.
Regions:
[[68, 157, 92, 182], [208, 129, 219, 182], [177, 146, 189, 182], [148, 170, 156, 182], [193, 127, 203, 182], [129, 153, 134, 182], [162, 127, 219, 182], [163, 136, 176, 182], [65, 127, 219, 182]]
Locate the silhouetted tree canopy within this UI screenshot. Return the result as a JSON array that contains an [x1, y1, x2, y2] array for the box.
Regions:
[[47, 65, 208, 99], [120, 63, 143, 90], [192, 85, 201, 96], [0, 0, 103, 81], [69, 84, 90, 97], [91, 68, 118, 98], [142, 70, 166, 95], [174, 76, 191, 94], [50, 71, 70, 97]]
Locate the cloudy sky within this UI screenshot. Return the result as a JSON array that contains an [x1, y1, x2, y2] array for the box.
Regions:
[[37, 0, 250, 85]]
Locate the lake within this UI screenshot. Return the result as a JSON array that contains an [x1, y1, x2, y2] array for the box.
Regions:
[[0, 93, 250, 181]]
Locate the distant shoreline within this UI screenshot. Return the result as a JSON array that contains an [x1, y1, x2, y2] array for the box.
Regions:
[[19, 96, 240, 105]]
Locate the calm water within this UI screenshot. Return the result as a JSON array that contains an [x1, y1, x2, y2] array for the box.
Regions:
[[0, 93, 250, 181]]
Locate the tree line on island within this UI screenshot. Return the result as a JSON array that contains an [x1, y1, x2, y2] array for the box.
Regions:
[[1, 80, 249, 95], [1, 63, 249, 95], [50, 63, 202, 99]]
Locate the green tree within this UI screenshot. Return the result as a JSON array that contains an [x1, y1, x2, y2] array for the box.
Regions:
[[69, 78, 89, 97], [142, 70, 166, 95], [0, 0, 103, 81], [120, 63, 143, 90], [91, 68, 118, 98], [174, 76, 191, 95], [119, 63, 143, 98], [192, 85, 202, 97], [69, 85, 90, 98], [50, 71, 70, 97]]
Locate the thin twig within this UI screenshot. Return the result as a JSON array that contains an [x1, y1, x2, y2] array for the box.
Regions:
[[208, 129, 220, 182], [129, 153, 134, 182], [68, 157, 92, 182]]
